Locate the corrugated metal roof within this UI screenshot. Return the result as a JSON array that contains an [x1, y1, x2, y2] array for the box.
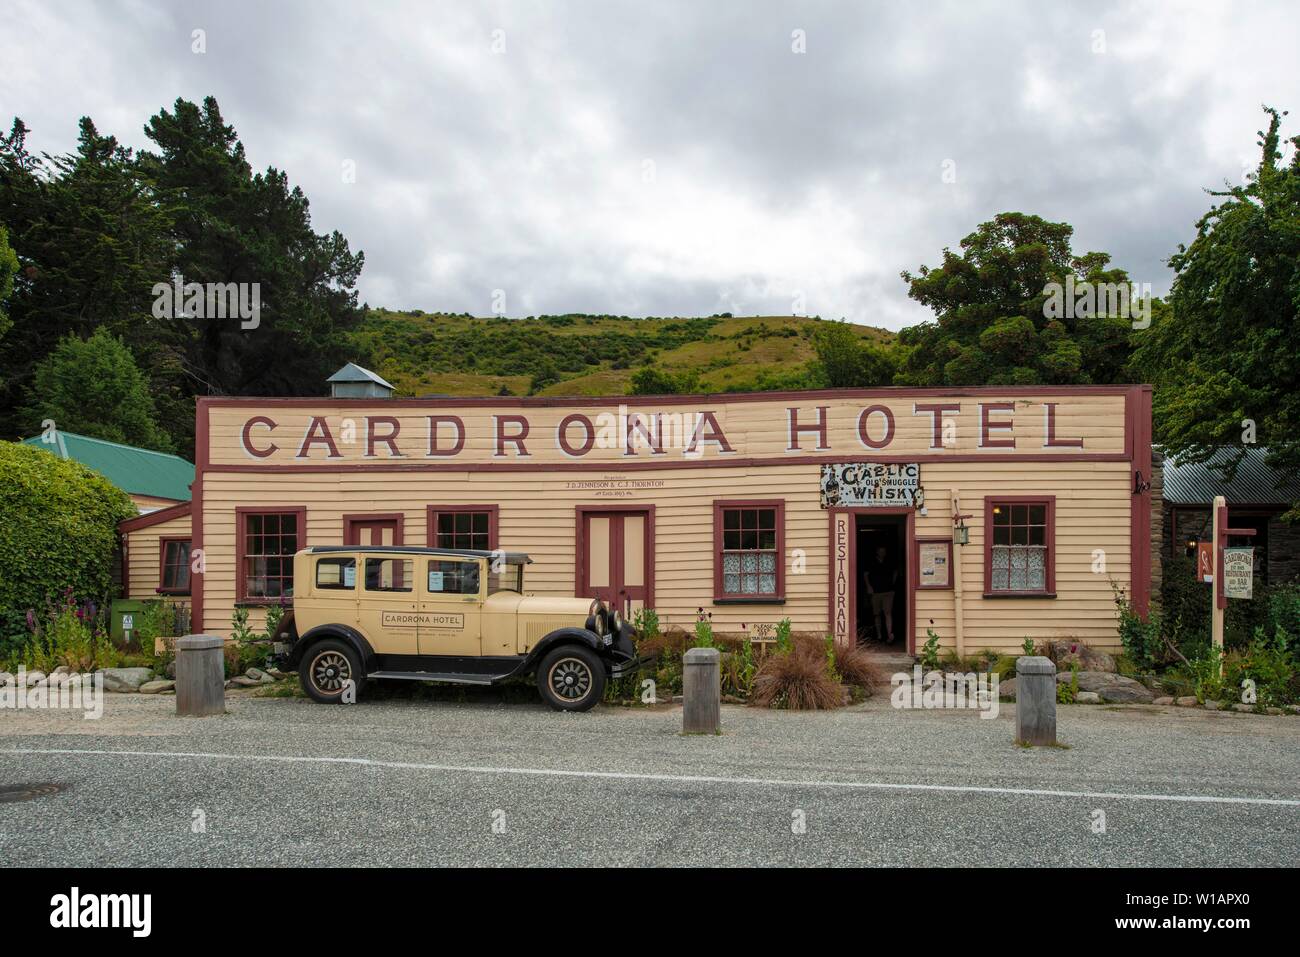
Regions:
[[21, 431, 193, 502], [1161, 446, 1300, 506]]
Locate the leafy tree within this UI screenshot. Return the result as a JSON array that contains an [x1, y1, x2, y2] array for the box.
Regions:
[[136, 97, 367, 428], [528, 356, 561, 394], [629, 366, 700, 395], [0, 98, 369, 455], [20, 329, 173, 451], [1133, 106, 1300, 518], [0, 118, 173, 436], [0, 223, 16, 342], [896, 212, 1136, 386], [812, 321, 897, 387]]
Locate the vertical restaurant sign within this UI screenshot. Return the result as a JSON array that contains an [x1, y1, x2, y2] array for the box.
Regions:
[[820, 463, 920, 508], [831, 511, 852, 645]]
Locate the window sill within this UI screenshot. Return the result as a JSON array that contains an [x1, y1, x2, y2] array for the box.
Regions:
[[981, 592, 1057, 599], [156, 589, 191, 597], [235, 599, 293, 608], [713, 597, 786, 605]]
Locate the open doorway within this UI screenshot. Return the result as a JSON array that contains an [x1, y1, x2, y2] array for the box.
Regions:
[[855, 514, 908, 650]]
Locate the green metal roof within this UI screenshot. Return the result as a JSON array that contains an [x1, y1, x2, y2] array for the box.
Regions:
[[21, 430, 193, 502]]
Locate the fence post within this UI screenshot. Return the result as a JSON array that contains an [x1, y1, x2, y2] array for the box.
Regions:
[[1015, 655, 1057, 746], [682, 647, 721, 734], [175, 635, 226, 717]]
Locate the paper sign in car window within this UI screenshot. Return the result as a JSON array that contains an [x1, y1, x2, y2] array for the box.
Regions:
[[428, 571, 445, 592], [343, 563, 356, 587]]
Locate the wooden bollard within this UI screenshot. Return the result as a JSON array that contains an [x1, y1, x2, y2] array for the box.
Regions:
[[682, 647, 721, 734], [175, 635, 226, 717], [1014, 655, 1057, 746]]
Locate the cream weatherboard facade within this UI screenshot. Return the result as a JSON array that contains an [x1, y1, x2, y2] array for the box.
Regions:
[[121, 385, 1154, 655]]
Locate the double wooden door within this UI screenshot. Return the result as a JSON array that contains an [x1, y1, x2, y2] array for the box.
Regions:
[[577, 508, 652, 616]]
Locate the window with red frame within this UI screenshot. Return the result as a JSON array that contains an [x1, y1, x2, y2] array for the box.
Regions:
[[429, 509, 493, 551], [160, 539, 191, 593], [241, 512, 301, 600], [716, 502, 783, 599], [987, 499, 1054, 595]]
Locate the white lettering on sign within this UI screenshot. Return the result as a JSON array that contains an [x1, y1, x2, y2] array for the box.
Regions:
[[821, 463, 919, 508], [121, 614, 134, 630], [831, 512, 851, 644], [226, 393, 1118, 465]]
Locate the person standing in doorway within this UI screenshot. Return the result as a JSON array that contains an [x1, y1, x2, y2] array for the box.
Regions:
[[864, 545, 898, 644]]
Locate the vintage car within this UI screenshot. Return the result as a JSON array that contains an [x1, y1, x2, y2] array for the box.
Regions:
[[274, 546, 640, 711]]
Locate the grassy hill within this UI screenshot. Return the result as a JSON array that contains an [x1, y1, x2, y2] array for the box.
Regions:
[[352, 310, 893, 397]]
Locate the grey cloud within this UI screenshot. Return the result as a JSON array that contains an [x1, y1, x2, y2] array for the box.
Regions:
[[1, 0, 1297, 328]]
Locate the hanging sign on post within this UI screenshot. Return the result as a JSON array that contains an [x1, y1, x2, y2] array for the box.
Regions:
[[1223, 547, 1254, 600]]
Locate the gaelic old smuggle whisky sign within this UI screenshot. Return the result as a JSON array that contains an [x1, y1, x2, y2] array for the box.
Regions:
[[820, 463, 921, 508]]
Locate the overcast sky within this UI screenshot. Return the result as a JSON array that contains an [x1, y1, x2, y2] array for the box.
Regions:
[[2, 0, 1297, 329]]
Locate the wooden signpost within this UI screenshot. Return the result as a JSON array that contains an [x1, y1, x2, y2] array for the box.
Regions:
[[1210, 496, 1256, 665]]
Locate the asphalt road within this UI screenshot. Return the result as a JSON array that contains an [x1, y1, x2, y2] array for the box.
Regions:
[[2, 689, 1298, 866]]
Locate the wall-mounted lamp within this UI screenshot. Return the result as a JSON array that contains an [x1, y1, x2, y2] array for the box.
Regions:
[[953, 512, 972, 546]]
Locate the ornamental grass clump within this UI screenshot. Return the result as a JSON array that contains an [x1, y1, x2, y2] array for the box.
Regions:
[[749, 634, 841, 710], [833, 641, 886, 695]]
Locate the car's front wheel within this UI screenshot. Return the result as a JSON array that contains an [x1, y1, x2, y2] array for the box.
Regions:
[[300, 639, 363, 704], [537, 645, 606, 712]]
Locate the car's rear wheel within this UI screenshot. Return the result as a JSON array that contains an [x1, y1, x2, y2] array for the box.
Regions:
[[300, 639, 363, 704], [537, 645, 605, 712]]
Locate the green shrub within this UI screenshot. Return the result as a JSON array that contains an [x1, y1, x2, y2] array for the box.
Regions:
[[1180, 644, 1229, 704], [920, 629, 942, 670], [774, 617, 793, 655], [1056, 663, 1079, 704], [1225, 626, 1299, 708], [692, 609, 716, 648], [11, 589, 121, 672], [0, 441, 136, 661], [991, 655, 1018, 681], [1114, 583, 1160, 670], [230, 607, 256, 644], [824, 635, 840, 682], [632, 606, 661, 641], [1265, 585, 1300, 654]]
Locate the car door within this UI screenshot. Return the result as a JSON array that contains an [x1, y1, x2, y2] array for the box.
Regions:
[[309, 553, 360, 631], [359, 555, 419, 656], [417, 558, 483, 657]]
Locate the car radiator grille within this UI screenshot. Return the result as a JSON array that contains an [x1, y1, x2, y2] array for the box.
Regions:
[[523, 618, 581, 645]]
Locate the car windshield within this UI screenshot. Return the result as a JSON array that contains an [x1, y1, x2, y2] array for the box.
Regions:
[[488, 563, 523, 595]]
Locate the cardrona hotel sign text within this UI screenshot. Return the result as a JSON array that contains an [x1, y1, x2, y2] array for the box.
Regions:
[[227, 396, 1108, 465]]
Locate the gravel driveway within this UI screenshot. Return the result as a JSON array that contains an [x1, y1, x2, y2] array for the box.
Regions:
[[2, 690, 1297, 866]]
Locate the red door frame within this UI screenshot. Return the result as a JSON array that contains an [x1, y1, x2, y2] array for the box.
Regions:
[[827, 507, 916, 654], [343, 513, 405, 547], [574, 505, 656, 613]]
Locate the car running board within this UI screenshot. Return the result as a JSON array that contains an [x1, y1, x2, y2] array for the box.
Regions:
[[366, 670, 507, 686]]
